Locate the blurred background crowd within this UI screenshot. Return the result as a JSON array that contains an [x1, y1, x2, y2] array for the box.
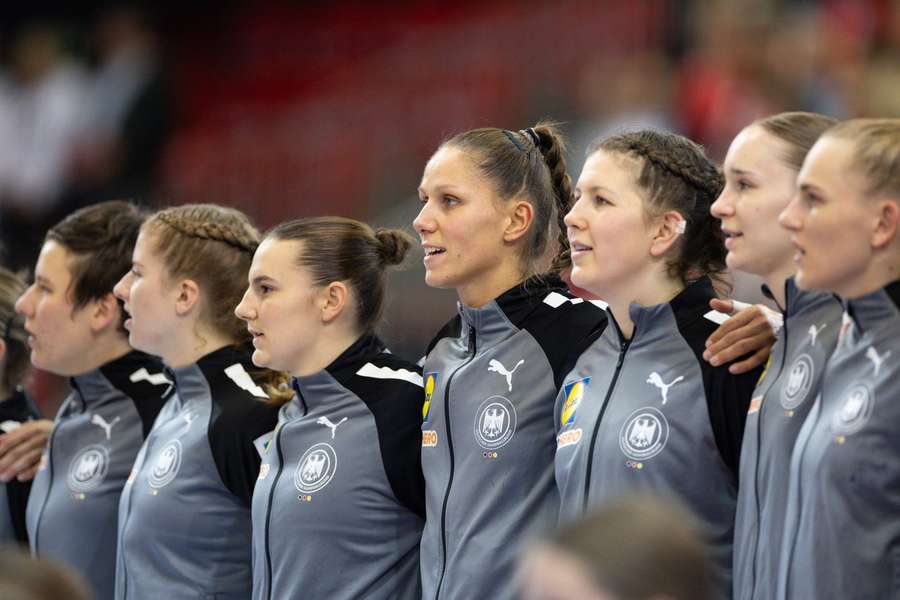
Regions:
[[1, 0, 898, 415]]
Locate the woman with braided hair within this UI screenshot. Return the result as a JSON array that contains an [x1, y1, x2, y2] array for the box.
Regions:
[[555, 129, 762, 598], [112, 204, 281, 599], [413, 123, 609, 600]]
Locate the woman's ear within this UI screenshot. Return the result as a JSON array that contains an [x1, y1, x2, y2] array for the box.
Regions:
[[320, 282, 349, 324], [174, 279, 202, 317], [503, 199, 534, 244], [89, 293, 123, 334], [871, 197, 900, 249], [649, 210, 685, 258]]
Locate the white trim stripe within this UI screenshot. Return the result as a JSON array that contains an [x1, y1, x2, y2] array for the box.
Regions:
[[704, 310, 730, 325], [356, 363, 424, 387]]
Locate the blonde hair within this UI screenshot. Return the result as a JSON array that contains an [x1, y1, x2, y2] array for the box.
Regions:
[[823, 118, 900, 198]]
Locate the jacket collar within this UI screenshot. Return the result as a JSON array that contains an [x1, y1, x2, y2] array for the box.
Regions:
[[167, 344, 255, 410], [844, 278, 900, 336], [291, 333, 385, 411], [457, 275, 569, 351], [605, 277, 716, 346], [70, 350, 161, 412]]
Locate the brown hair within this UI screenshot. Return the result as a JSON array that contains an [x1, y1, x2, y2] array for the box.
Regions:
[[823, 118, 900, 197], [442, 121, 573, 275], [543, 494, 711, 600], [144, 204, 292, 404], [753, 112, 839, 171], [143, 204, 260, 344], [0, 266, 29, 394], [46, 200, 147, 330], [0, 548, 91, 600], [589, 129, 727, 287], [267, 217, 413, 333]]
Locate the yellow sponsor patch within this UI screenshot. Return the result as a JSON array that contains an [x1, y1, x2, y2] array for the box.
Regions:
[[561, 378, 590, 426]]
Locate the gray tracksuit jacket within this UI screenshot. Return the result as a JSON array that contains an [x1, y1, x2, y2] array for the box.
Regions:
[[733, 278, 842, 600], [0, 388, 40, 545], [26, 351, 169, 600], [251, 334, 425, 600], [420, 276, 608, 600], [115, 345, 279, 600], [777, 280, 900, 600], [554, 278, 760, 598]]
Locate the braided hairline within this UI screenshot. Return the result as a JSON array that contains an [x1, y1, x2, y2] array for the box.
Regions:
[[154, 211, 259, 254], [616, 138, 720, 196]]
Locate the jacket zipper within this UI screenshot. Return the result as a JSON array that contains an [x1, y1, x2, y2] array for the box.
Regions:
[[749, 319, 789, 599], [263, 390, 303, 599], [582, 338, 630, 512], [30, 405, 62, 555], [433, 327, 476, 600]]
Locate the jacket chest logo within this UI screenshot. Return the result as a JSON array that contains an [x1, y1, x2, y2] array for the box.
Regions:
[[148, 440, 183, 489], [561, 377, 590, 427], [67, 445, 110, 493], [782, 354, 814, 411], [294, 442, 337, 495], [474, 396, 517, 450], [866, 346, 890, 377], [831, 384, 873, 439], [316, 416, 347, 439], [646, 372, 684, 405], [619, 407, 669, 462], [90, 413, 121, 440], [487, 359, 524, 392], [422, 372, 438, 422]]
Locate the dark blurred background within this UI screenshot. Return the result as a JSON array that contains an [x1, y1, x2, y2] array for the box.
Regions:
[[2, 0, 898, 413]]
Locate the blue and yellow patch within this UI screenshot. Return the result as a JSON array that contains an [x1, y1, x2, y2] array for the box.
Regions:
[[561, 377, 590, 426], [423, 372, 438, 421]]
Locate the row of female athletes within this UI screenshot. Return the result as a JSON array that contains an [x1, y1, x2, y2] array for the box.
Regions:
[[0, 112, 896, 600]]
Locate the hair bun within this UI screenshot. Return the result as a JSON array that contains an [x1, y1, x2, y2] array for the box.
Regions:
[[374, 228, 413, 266]]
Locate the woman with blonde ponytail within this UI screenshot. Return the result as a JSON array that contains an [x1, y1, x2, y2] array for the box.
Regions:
[[235, 217, 425, 600], [112, 204, 280, 599]]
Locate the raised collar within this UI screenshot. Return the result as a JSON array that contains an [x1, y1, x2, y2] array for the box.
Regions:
[[762, 276, 839, 319], [457, 275, 569, 349], [70, 350, 160, 412], [844, 278, 900, 336], [290, 333, 386, 412], [167, 344, 254, 409], [606, 277, 716, 346]]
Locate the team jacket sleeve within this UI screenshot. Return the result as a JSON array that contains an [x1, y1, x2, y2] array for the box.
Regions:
[[703, 357, 760, 478], [345, 373, 426, 519], [208, 398, 280, 506]]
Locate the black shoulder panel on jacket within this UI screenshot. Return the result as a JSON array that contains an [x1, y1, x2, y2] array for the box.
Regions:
[[101, 354, 170, 439], [340, 355, 426, 519], [519, 297, 608, 390], [206, 373, 280, 507], [425, 314, 462, 356], [676, 313, 761, 477]]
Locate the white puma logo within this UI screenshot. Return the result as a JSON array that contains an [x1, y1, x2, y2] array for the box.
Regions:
[[183, 412, 198, 427], [808, 323, 826, 346], [866, 346, 891, 377], [90, 414, 121, 440], [316, 416, 348, 439], [646, 372, 684, 405], [488, 359, 525, 392], [129, 368, 172, 386]]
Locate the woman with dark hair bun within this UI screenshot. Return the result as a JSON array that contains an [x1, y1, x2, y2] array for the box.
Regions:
[[555, 129, 762, 597], [235, 217, 425, 600]]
